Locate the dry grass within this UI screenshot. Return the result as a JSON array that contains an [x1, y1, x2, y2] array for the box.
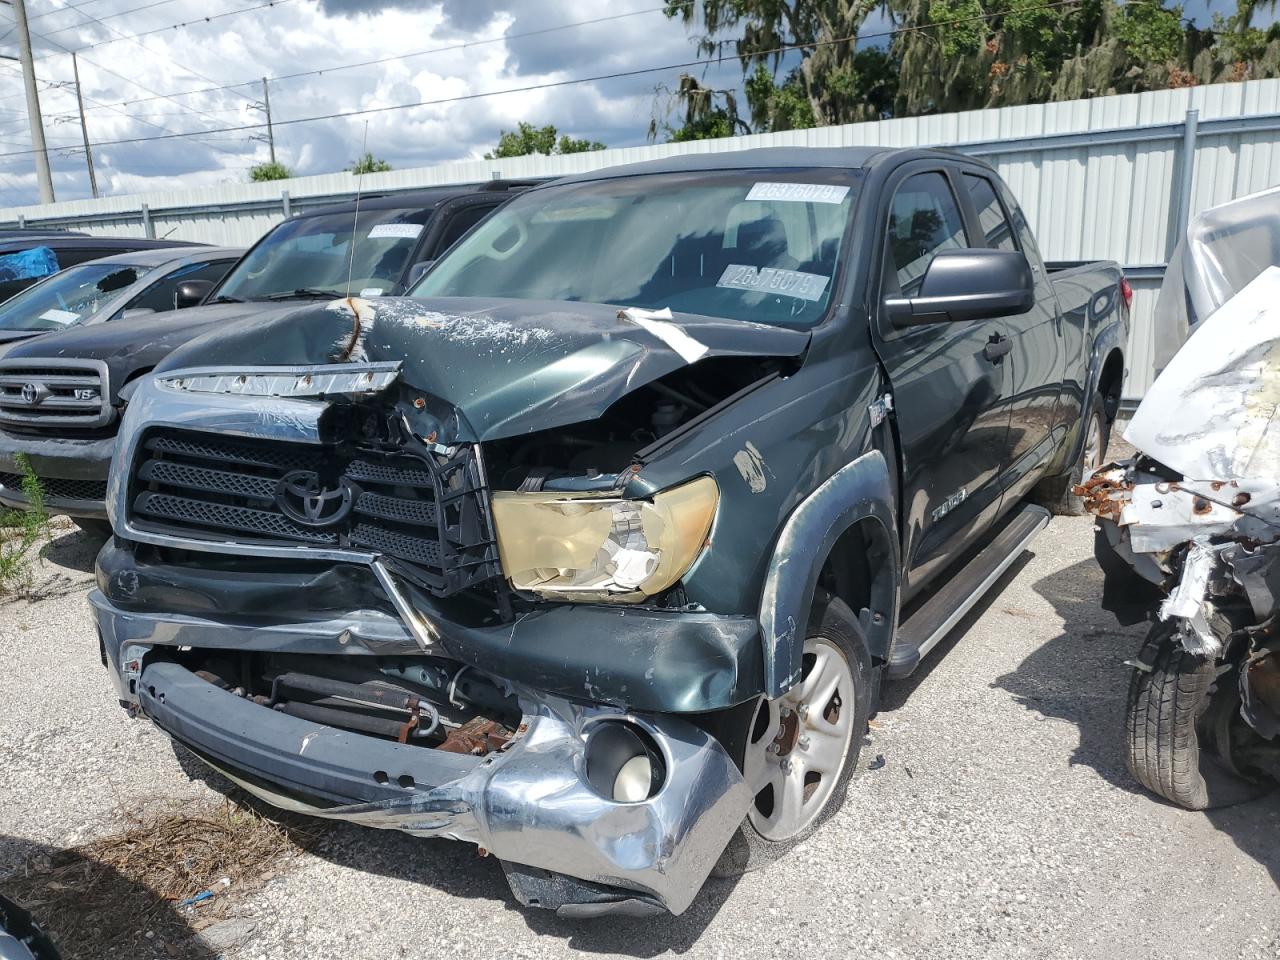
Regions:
[[1, 796, 321, 959]]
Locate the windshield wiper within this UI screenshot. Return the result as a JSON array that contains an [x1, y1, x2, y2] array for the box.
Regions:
[[261, 288, 339, 301]]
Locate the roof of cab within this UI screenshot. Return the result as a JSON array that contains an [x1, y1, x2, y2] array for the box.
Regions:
[[0, 235, 203, 254], [532, 146, 978, 187], [0, 228, 87, 240], [298, 179, 542, 218], [87, 246, 243, 269]]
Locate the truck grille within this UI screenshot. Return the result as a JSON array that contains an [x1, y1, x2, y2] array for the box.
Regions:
[[0, 472, 108, 504], [0, 359, 111, 430], [127, 428, 503, 598]]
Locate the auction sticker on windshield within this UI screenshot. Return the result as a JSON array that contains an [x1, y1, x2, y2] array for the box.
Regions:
[[717, 264, 829, 301], [746, 182, 850, 204], [39, 308, 81, 325], [367, 223, 423, 240]]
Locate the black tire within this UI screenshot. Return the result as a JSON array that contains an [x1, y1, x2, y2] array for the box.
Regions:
[[1037, 394, 1109, 517], [713, 594, 872, 877], [72, 517, 113, 539], [0, 893, 61, 960], [1125, 620, 1264, 810]]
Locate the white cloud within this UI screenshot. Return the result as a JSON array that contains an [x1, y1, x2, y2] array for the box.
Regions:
[[0, 0, 749, 207]]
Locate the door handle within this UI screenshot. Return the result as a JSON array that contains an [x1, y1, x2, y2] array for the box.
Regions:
[[983, 334, 1012, 363]]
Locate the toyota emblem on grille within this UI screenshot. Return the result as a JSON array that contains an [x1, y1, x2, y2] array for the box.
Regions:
[[19, 382, 47, 406], [275, 470, 355, 527]]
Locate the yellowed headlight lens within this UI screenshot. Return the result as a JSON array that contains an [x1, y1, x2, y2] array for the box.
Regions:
[[491, 475, 718, 602]]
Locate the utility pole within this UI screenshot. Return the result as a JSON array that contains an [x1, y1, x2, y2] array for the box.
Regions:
[[8, 0, 55, 203], [71, 52, 97, 198], [261, 77, 276, 164]]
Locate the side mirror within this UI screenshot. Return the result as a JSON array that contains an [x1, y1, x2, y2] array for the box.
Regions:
[[406, 260, 435, 288], [884, 249, 1034, 327], [173, 279, 214, 309]]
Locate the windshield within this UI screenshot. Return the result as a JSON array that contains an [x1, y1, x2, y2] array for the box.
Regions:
[[214, 207, 434, 301], [0, 261, 144, 331], [413, 170, 861, 328]]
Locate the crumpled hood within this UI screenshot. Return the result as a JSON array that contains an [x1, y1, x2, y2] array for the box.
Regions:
[[157, 296, 810, 441], [1, 301, 308, 402]]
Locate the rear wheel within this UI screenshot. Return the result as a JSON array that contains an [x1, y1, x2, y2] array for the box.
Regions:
[[1125, 620, 1264, 810], [1037, 394, 1108, 516], [713, 596, 871, 876]]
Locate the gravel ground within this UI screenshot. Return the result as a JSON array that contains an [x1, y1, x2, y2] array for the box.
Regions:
[[2, 512, 1278, 960]]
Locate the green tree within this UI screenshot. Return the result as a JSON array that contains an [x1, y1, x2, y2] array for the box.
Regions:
[[249, 160, 293, 182], [1114, 2, 1186, 63], [668, 0, 1279, 127], [664, 0, 884, 127], [347, 152, 393, 174], [484, 122, 606, 159], [649, 74, 752, 142]]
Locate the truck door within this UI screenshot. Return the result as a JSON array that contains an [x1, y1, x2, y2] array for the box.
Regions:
[[959, 171, 1065, 506], [871, 168, 1011, 600]]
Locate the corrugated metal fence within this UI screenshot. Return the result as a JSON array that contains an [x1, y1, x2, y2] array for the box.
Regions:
[[4, 77, 1280, 397]]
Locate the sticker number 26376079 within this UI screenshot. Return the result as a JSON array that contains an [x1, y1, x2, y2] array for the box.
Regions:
[[717, 264, 830, 302]]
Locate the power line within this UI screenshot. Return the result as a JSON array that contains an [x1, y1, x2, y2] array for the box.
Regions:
[[25, 20, 256, 152], [45, 0, 260, 105], [58, 0, 298, 51], [34, 0, 202, 33], [24, 0, 113, 26], [0, 0, 1104, 162], [73, 2, 696, 114]]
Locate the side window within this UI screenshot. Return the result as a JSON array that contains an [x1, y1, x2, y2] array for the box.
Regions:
[[433, 204, 496, 255], [1006, 194, 1047, 276], [126, 260, 236, 313], [963, 174, 1017, 252], [888, 172, 968, 297]]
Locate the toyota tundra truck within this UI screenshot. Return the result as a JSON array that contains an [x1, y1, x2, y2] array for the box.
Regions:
[[90, 147, 1128, 917]]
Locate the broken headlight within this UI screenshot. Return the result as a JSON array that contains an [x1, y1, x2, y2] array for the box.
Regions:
[[491, 476, 718, 603]]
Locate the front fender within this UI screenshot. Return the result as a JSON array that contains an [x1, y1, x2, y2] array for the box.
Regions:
[[757, 449, 899, 698]]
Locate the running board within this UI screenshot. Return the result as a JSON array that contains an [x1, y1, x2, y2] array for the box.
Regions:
[[888, 504, 1050, 679]]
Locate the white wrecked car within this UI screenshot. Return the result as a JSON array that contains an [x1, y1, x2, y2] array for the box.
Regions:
[[1084, 185, 1280, 810]]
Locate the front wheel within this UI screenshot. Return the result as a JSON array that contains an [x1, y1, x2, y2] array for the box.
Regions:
[[1125, 620, 1265, 810], [713, 595, 871, 876]]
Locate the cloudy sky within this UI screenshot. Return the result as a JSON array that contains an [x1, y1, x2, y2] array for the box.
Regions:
[[0, 0, 1255, 209], [0, 0, 789, 208]]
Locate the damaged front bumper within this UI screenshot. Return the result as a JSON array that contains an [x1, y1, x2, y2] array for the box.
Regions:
[[91, 587, 753, 917]]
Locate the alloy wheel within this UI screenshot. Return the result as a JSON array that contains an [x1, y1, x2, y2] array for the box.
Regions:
[[744, 636, 857, 841]]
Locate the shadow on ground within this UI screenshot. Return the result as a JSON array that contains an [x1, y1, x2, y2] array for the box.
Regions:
[[39, 524, 103, 576], [995, 554, 1280, 887], [173, 745, 739, 956], [0, 837, 218, 960]]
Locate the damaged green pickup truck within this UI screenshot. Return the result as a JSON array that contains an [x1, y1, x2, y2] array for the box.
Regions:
[[91, 147, 1128, 917]]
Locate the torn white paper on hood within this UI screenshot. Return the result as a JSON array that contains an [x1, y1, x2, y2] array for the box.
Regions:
[[618, 306, 709, 364], [1126, 265, 1280, 482]]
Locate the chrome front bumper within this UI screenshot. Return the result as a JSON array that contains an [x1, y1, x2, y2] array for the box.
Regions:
[[91, 590, 751, 916]]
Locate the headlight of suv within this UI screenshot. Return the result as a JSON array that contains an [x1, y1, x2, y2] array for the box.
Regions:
[[491, 475, 718, 603]]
